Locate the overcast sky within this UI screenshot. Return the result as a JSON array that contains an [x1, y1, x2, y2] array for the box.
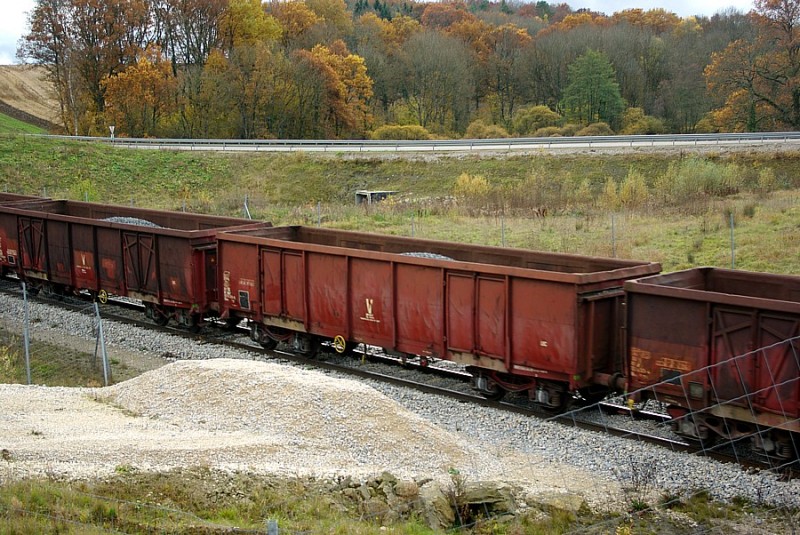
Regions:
[[0, 0, 754, 65]]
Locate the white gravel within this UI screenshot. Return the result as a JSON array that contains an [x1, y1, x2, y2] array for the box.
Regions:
[[1, 291, 798, 514]]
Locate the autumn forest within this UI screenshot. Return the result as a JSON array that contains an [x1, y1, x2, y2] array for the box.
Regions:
[[18, 0, 799, 139]]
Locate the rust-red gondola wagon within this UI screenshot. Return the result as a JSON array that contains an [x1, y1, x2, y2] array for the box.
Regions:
[[217, 226, 660, 406], [0, 198, 269, 326], [625, 267, 800, 458]]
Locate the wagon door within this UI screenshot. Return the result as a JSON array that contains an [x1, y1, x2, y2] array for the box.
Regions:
[[754, 313, 800, 418], [18, 217, 46, 274], [710, 307, 800, 418], [122, 232, 159, 296], [446, 273, 506, 361]]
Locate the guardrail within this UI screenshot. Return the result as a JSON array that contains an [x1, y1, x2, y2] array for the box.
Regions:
[[24, 131, 800, 153]]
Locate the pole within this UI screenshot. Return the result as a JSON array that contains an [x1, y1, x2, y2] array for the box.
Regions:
[[243, 194, 252, 220], [317, 201, 321, 227], [95, 302, 110, 386], [23, 282, 31, 385], [611, 214, 617, 258], [730, 212, 735, 269]]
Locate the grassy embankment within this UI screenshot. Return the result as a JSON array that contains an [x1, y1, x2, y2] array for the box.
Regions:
[[1, 134, 799, 273], [0, 113, 45, 135]]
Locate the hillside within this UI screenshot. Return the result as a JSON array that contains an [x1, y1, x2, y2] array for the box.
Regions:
[[0, 65, 60, 130]]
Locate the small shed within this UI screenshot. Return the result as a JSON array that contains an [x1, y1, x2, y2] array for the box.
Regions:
[[355, 190, 398, 205]]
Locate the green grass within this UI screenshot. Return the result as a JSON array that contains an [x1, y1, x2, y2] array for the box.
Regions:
[[0, 328, 143, 386], [2, 135, 799, 273], [0, 113, 45, 135]]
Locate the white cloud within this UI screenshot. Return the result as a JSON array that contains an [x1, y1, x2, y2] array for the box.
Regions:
[[0, 0, 34, 64], [573, 1, 753, 17]]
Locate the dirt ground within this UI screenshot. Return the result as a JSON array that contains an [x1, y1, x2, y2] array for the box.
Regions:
[[0, 64, 59, 125]]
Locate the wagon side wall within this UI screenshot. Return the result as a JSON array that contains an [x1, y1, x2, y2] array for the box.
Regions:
[[626, 268, 800, 422]]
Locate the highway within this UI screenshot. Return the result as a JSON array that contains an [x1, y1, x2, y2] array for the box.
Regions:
[[33, 131, 800, 153]]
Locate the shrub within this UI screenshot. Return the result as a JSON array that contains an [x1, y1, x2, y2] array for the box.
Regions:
[[599, 176, 619, 210], [576, 122, 614, 136], [464, 120, 509, 139], [652, 158, 744, 206], [620, 108, 667, 135], [453, 172, 491, 211], [532, 126, 563, 137], [370, 124, 430, 140], [619, 168, 649, 208], [512, 105, 562, 135], [757, 168, 777, 195]]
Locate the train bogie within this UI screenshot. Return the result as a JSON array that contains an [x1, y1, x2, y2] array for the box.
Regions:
[[217, 226, 660, 406], [625, 268, 800, 459]]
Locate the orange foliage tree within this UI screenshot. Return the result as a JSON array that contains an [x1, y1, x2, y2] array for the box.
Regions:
[[706, 0, 800, 130], [102, 46, 178, 137]]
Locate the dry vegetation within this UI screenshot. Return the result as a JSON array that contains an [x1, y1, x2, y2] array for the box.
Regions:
[[0, 65, 59, 126]]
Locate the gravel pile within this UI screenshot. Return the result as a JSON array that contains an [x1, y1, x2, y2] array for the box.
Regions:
[[0, 291, 798, 512]]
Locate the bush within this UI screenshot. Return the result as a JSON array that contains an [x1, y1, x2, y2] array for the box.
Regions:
[[370, 124, 430, 140], [621, 108, 667, 135], [512, 105, 562, 135], [576, 122, 614, 136], [652, 158, 744, 206], [619, 168, 649, 208], [464, 120, 509, 139], [453, 172, 491, 211], [532, 126, 563, 137]]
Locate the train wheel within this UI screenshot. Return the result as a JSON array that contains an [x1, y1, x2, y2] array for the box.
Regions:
[[474, 374, 506, 401], [293, 334, 320, 357], [151, 306, 170, 326], [250, 323, 280, 350]]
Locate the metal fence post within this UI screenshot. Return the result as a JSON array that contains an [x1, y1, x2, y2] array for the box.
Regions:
[[611, 214, 617, 258], [730, 212, 736, 269], [23, 282, 31, 385], [266, 519, 279, 535], [244, 194, 252, 220], [94, 302, 110, 386]]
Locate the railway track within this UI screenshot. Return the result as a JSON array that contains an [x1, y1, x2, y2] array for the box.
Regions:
[[2, 279, 796, 478]]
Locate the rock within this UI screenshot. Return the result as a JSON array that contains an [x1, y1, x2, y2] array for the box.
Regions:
[[460, 481, 516, 516], [527, 491, 587, 514], [358, 482, 372, 501], [361, 497, 389, 522], [419, 482, 455, 530], [394, 480, 419, 498]]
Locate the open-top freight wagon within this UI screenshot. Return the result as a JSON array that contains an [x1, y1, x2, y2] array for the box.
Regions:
[[217, 225, 661, 407], [0, 198, 270, 328], [626, 268, 800, 460]]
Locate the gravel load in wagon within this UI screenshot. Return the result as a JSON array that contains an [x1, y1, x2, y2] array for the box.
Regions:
[[400, 252, 454, 260], [102, 216, 162, 228]]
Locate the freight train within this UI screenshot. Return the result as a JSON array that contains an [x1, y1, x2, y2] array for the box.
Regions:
[[0, 194, 797, 461]]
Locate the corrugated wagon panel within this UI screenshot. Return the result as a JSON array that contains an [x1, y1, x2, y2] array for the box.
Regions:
[[306, 252, 348, 337], [396, 263, 443, 357], [510, 278, 578, 376], [349, 257, 394, 347]]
